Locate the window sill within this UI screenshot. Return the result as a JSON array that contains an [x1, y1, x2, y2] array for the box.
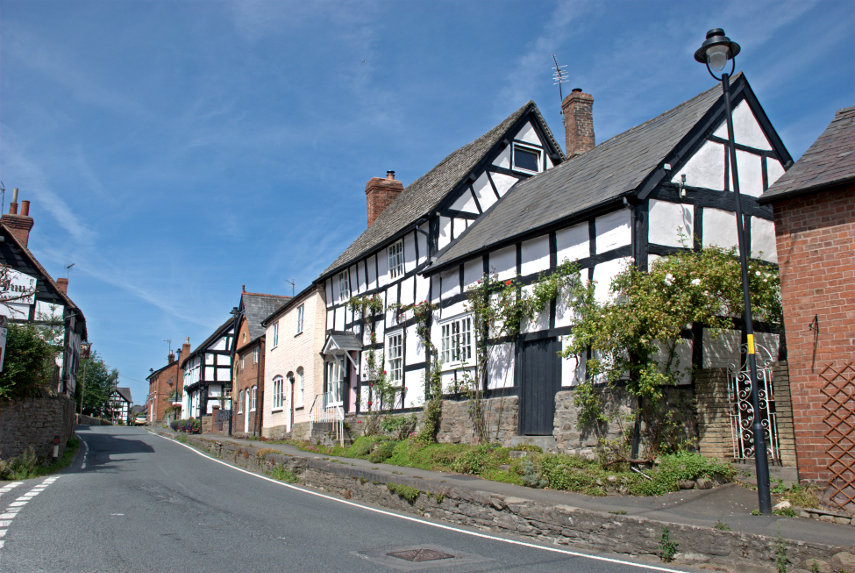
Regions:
[[294, 331, 303, 338], [271, 408, 283, 413], [295, 406, 304, 411]]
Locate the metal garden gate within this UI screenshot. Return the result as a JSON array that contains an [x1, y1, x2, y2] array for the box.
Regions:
[[727, 343, 781, 463]]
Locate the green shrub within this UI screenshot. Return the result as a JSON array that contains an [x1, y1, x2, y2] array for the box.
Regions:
[[270, 465, 299, 483], [347, 435, 388, 458], [0, 324, 57, 401], [387, 482, 420, 504], [449, 443, 509, 475], [369, 440, 397, 463]]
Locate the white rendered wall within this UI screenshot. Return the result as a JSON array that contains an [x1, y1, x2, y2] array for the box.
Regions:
[[521, 236, 549, 276], [489, 246, 516, 280], [493, 145, 511, 170], [751, 218, 778, 263], [487, 343, 514, 389], [450, 189, 479, 213], [561, 335, 585, 386], [592, 257, 631, 303], [440, 268, 460, 299], [556, 223, 589, 263], [595, 210, 631, 253], [438, 216, 452, 251], [515, 120, 540, 145], [702, 208, 738, 250], [736, 149, 764, 198], [403, 233, 416, 274], [713, 101, 772, 151], [648, 199, 694, 248], [492, 172, 517, 197], [472, 172, 497, 212], [673, 140, 725, 191]]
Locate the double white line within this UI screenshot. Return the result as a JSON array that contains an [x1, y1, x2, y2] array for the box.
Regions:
[[0, 477, 61, 550]]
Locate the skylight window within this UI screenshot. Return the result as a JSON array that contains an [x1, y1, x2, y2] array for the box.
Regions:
[[512, 144, 542, 173]]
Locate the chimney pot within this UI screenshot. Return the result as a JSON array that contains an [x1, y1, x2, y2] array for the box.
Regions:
[[1, 191, 34, 248], [561, 89, 595, 158], [365, 172, 404, 227], [57, 277, 69, 295], [20, 201, 30, 217]]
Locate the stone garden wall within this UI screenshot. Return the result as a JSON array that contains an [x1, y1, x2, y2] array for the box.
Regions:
[[0, 395, 75, 460]]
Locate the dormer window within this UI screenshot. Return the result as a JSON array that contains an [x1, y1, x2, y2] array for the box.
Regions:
[[512, 143, 542, 174]]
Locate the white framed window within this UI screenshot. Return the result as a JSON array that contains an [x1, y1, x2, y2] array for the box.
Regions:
[[326, 358, 344, 406], [240, 355, 245, 369], [296, 367, 305, 407], [338, 270, 351, 303], [511, 143, 542, 174], [253, 347, 259, 365], [386, 331, 404, 384], [296, 304, 304, 334], [441, 315, 474, 366], [251, 385, 257, 411], [272, 376, 284, 410], [238, 390, 244, 414], [388, 241, 404, 279], [272, 322, 279, 348]]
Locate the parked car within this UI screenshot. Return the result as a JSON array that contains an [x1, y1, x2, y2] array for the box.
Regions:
[[134, 414, 147, 426]]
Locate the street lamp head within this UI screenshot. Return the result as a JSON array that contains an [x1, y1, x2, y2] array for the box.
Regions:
[[695, 28, 740, 78]]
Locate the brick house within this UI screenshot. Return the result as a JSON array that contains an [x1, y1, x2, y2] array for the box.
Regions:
[[759, 106, 855, 511], [146, 338, 190, 423], [231, 287, 290, 437]]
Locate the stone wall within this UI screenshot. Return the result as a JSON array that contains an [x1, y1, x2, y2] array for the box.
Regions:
[[436, 396, 518, 446], [182, 434, 852, 572], [0, 395, 75, 460]]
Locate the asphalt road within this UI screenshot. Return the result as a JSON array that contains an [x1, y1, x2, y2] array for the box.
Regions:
[[0, 426, 690, 572]]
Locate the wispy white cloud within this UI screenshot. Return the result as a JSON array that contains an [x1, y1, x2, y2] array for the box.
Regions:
[[0, 139, 97, 244]]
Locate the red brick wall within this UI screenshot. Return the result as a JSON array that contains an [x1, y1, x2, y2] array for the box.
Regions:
[[233, 319, 265, 437], [148, 360, 179, 422], [773, 184, 855, 481]]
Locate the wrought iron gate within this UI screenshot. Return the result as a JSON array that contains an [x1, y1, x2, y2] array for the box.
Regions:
[[727, 343, 781, 463]]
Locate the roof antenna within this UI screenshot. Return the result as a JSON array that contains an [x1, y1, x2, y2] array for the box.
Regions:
[[0, 181, 5, 214], [286, 279, 295, 297], [552, 54, 569, 112], [163, 338, 172, 354]]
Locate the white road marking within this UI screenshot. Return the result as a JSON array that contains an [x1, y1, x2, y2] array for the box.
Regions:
[[79, 436, 90, 470], [153, 432, 686, 573], [0, 476, 60, 566]]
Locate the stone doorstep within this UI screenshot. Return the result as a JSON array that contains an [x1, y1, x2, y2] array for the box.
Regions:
[[173, 432, 854, 572]]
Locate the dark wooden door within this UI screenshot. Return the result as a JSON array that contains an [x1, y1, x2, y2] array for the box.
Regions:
[[519, 338, 561, 435]]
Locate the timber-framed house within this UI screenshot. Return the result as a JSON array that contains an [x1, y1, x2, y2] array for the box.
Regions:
[[181, 318, 235, 419], [315, 102, 565, 421], [426, 73, 792, 445]]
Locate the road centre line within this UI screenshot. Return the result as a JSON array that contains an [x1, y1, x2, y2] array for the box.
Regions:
[[153, 432, 686, 573]]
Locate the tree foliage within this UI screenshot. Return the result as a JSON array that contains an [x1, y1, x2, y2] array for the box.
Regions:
[[75, 351, 119, 416], [564, 245, 782, 446], [0, 323, 57, 401]]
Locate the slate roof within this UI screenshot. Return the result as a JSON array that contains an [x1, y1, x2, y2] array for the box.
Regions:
[[241, 291, 291, 342], [319, 101, 563, 279], [430, 79, 730, 270], [760, 106, 855, 203]]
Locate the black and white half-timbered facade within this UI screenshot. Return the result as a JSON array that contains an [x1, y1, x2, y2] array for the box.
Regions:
[[0, 195, 88, 397], [181, 318, 235, 419], [316, 102, 565, 418], [427, 73, 791, 438]]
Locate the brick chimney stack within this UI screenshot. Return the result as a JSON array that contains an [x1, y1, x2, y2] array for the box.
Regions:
[[561, 89, 595, 158], [365, 171, 403, 227], [56, 278, 69, 295], [0, 189, 35, 248]]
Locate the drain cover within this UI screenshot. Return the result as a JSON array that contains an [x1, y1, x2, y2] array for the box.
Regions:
[[387, 548, 454, 562]]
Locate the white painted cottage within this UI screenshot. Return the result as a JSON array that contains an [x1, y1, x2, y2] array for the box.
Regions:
[[181, 318, 235, 419]]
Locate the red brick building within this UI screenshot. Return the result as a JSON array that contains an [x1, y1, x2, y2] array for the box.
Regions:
[[146, 339, 190, 423], [231, 287, 290, 437], [760, 106, 855, 511]]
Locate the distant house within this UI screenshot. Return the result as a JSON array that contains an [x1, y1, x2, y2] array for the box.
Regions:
[[146, 338, 190, 423], [261, 284, 325, 440], [109, 386, 132, 424], [0, 191, 88, 397], [181, 319, 235, 419], [759, 106, 855, 510], [231, 287, 290, 437]]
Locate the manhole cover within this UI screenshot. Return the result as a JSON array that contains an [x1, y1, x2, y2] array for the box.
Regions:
[[387, 548, 454, 562]]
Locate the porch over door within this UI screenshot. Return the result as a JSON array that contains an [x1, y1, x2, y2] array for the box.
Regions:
[[519, 338, 561, 436]]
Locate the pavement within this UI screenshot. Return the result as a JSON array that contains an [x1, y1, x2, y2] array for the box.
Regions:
[[163, 428, 854, 551]]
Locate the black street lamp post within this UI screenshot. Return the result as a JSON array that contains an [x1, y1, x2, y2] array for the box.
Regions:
[[694, 28, 773, 515]]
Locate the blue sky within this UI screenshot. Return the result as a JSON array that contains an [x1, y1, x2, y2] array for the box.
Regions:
[[1, 0, 852, 405]]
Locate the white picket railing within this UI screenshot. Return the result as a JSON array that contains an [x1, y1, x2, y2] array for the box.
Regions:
[[308, 394, 345, 447]]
